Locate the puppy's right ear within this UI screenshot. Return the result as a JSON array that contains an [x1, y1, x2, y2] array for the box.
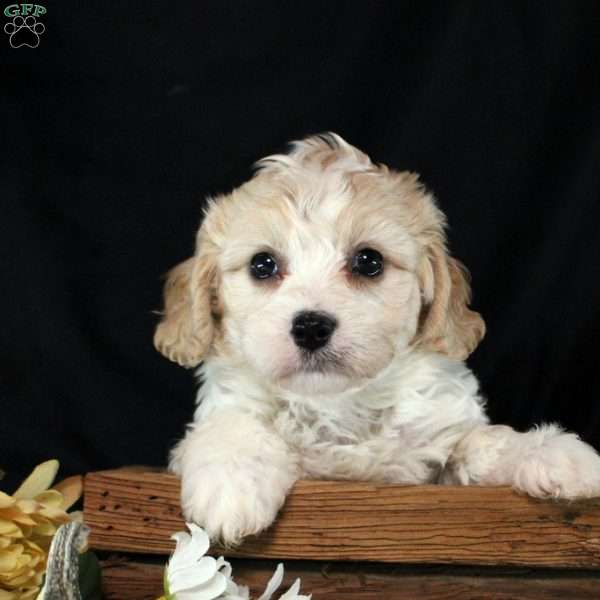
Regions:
[[154, 255, 215, 368]]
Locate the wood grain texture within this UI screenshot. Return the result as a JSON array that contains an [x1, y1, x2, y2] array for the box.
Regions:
[[84, 469, 600, 568], [100, 558, 600, 600]]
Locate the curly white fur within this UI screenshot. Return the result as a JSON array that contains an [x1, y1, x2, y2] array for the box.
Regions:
[[156, 133, 600, 546]]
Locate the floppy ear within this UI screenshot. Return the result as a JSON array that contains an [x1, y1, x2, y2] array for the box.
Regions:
[[153, 253, 216, 368], [415, 242, 485, 360]]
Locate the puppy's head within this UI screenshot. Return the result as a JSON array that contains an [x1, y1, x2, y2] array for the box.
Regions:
[[154, 134, 485, 394]]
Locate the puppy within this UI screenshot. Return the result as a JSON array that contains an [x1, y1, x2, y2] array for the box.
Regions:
[[155, 133, 600, 546]]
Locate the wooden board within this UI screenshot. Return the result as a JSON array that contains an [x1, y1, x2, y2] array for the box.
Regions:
[[84, 469, 600, 568], [100, 558, 600, 600]]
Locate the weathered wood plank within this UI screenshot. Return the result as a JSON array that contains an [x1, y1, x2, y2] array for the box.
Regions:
[[100, 558, 600, 600], [84, 469, 600, 568]]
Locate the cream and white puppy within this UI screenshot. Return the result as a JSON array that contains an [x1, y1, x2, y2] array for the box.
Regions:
[[155, 133, 600, 546]]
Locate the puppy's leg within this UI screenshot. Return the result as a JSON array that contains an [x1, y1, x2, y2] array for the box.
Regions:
[[441, 423, 600, 499], [170, 410, 299, 546]]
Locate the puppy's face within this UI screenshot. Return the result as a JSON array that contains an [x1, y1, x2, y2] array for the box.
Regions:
[[155, 134, 485, 394], [218, 169, 423, 394]]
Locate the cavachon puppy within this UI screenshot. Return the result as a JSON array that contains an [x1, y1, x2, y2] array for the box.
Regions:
[[154, 133, 600, 546]]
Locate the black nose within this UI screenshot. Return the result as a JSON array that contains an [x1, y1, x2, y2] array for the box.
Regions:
[[291, 311, 337, 351]]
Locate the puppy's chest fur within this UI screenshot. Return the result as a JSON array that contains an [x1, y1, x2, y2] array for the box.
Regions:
[[272, 387, 469, 482], [197, 352, 487, 482], [273, 397, 393, 448]]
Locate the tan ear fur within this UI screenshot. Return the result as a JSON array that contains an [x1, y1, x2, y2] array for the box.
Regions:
[[415, 242, 485, 360], [154, 254, 216, 368]]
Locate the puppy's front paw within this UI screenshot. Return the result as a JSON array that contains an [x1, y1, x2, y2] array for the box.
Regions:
[[514, 427, 600, 500], [180, 466, 292, 547]]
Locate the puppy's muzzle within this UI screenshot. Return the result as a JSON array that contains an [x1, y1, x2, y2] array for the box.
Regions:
[[291, 311, 337, 352]]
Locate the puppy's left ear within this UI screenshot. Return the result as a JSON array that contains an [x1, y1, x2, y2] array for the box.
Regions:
[[415, 242, 485, 360]]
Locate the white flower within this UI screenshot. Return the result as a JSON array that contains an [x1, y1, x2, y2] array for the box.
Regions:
[[163, 524, 310, 600], [165, 524, 227, 600]]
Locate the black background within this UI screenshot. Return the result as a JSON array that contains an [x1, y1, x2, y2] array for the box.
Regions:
[[2, 2, 599, 491]]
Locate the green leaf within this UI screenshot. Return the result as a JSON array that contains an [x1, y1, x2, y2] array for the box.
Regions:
[[78, 551, 103, 600]]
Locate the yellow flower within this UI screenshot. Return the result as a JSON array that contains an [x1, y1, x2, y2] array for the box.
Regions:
[[0, 461, 82, 600]]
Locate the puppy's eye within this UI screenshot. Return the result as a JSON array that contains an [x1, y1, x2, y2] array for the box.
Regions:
[[250, 252, 279, 279], [351, 248, 384, 277]]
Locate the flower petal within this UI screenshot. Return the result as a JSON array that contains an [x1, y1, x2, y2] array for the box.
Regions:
[[216, 555, 233, 578], [52, 475, 83, 510], [13, 461, 59, 500], [0, 508, 33, 527], [37, 505, 71, 521], [257, 563, 284, 600], [32, 521, 57, 537], [169, 556, 218, 592], [23, 539, 44, 554], [168, 523, 210, 574], [14, 500, 39, 515], [12, 515, 37, 527], [168, 532, 193, 574], [278, 579, 311, 600], [34, 490, 64, 509], [187, 523, 210, 555], [170, 530, 191, 551], [0, 493, 15, 510], [176, 571, 227, 600], [0, 520, 22, 538], [223, 579, 250, 600], [0, 545, 24, 572]]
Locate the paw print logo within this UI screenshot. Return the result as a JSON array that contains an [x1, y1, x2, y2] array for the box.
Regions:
[[4, 15, 45, 48]]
